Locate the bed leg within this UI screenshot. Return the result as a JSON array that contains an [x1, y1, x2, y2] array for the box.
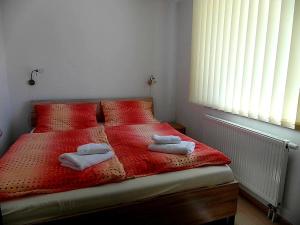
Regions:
[[227, 215, 235, 225], [0, 205, 3, 225]]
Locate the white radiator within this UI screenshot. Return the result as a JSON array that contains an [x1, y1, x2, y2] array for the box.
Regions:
[[203, 115, 298, 208]]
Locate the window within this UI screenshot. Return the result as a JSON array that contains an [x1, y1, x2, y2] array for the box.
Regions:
[[190, 0, 300, 129]]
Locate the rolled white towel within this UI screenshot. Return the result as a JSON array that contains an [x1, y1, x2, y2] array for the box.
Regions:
[[77, 143, 111, 155], [148, 141, 195, 155], [59, 151, 114, 171], [151, 134, 181, 144]]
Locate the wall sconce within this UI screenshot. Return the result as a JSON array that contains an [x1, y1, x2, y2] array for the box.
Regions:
[[147, 75, 157, 86], [28, 68, 43, 86], [147, 74, 157, 97]]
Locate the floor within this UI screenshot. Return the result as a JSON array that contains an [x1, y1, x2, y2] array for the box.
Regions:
[[234, 196, 284, 225], [207, 196, 285, 225]]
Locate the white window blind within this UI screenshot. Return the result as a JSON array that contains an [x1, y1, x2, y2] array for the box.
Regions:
[[190, 0, 300, 129]]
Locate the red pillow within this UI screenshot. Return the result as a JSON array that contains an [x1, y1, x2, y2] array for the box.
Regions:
[[101, 100, 159, 126], [34, 103, 98, 133]]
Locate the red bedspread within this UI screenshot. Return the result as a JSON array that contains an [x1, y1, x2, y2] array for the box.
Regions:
[[105, 123, 231, 178], [0, 127, 126, 201]]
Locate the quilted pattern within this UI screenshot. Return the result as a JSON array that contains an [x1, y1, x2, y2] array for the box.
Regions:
[[0, 127, 126, 201], [34, 103, 98, 132], [101, 100, 159, 126], [105, 123, 231, 178]]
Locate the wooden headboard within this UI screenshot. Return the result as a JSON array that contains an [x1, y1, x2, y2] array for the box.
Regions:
[[31, 97, 154, 128]]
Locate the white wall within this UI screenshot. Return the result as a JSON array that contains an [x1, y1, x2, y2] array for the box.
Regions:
[[175, 0, 300, 224], [0, 3, 12, 154], [2, 0, 177, 140]]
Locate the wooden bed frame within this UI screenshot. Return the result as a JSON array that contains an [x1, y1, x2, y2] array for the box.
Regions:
[[0, 97, 239, 225], [41, 182, 239, 225]]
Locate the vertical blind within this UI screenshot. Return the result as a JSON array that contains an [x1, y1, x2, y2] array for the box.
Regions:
[[190, 0, 300, 129]]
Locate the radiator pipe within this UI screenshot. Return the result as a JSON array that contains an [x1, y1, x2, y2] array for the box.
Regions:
[[287, 142, 299, 151]]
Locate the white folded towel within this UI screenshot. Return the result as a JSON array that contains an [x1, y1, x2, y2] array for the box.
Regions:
[[151, 134, 181, 144], [59, 151, 114, 171], [148, 141, 195, 155], [77, 143, 111, 155]]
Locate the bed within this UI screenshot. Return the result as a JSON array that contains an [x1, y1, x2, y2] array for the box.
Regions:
[[0, 97, 238, 225]]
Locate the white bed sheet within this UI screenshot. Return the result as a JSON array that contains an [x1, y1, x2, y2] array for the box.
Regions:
[[2, 165, 234, 225]]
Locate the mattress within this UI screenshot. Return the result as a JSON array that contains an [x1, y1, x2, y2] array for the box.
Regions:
[[1, 165, 234, 225]]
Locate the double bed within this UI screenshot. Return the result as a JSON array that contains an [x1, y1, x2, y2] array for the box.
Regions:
[[0, 98, 238, 225]]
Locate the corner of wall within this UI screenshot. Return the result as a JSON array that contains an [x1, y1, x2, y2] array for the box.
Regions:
[[0, 1, 12, 155]]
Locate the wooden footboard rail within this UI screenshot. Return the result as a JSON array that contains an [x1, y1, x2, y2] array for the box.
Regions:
[[0, 182, 238, 225], [39, 182, 239, 225]]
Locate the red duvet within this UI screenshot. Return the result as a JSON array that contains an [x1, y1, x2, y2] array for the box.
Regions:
[[0, 127, 126, 201], [105, 123, 231, 178]]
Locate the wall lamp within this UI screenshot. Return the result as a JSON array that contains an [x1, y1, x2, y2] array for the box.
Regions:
[[28, 68, 43, 86], [147, 74, 157, 86]]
